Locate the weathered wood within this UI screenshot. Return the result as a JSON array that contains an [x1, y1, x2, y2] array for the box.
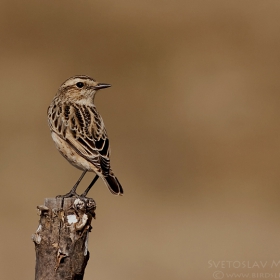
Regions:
[[32, 197, 96, 280]]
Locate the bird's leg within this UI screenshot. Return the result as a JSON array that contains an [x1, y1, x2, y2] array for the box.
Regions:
[[56, 170, 87, 198], [80, 174, 99, 197]]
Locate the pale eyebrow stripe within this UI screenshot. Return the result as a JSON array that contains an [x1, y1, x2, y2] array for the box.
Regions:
[[72, 75, 96, 82]]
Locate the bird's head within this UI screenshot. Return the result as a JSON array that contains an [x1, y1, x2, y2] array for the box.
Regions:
[[57, 75, 111, 104]]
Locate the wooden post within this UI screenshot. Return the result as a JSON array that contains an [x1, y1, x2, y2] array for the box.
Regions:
[[32, 197, 96, 280]]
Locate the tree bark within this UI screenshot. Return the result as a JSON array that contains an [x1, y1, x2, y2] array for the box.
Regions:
[[32, 197, 96, 280]]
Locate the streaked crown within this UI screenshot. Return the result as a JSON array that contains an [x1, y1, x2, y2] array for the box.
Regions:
[[56, 75, 111, 103]]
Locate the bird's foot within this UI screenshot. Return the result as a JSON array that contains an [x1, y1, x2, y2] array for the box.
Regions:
[[79, 192, 88, 198], [56, 191, 96, 218], [56, 191, 79, 199]]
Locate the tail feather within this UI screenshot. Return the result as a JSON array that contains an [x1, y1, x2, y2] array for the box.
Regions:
[[103, 175, 123, 195]]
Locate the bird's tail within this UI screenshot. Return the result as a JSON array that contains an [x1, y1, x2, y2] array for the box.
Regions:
[[102, 174, 123, 195]]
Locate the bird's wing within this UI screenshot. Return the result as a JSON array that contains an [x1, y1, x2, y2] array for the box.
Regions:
[[48, 101, 111, 176]]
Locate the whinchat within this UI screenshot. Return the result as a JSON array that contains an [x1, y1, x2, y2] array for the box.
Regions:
[[47, 75, 123, 197]]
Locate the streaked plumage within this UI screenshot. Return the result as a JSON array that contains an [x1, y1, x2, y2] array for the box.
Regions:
[[47, 75, 123, 196]]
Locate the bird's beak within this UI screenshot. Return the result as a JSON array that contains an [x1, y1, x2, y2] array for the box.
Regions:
[[94, 83, 111, 90]]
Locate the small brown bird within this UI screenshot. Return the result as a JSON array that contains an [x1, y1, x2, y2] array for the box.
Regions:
[[47, 75, 123, 197]]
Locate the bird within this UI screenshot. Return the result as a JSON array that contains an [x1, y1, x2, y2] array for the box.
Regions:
[[47, 75, 123, 197]]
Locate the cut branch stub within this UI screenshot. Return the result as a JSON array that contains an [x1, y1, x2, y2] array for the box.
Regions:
[[32, 197, 96, 280]]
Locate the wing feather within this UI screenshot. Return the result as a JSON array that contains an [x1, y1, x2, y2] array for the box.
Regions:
[[48, 101, 111, 175]]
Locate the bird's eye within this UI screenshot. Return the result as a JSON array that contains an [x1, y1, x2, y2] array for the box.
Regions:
[[76, 82, 84, 88]]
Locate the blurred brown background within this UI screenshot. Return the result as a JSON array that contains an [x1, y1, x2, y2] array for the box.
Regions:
[[1, 0, 280, 279]]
